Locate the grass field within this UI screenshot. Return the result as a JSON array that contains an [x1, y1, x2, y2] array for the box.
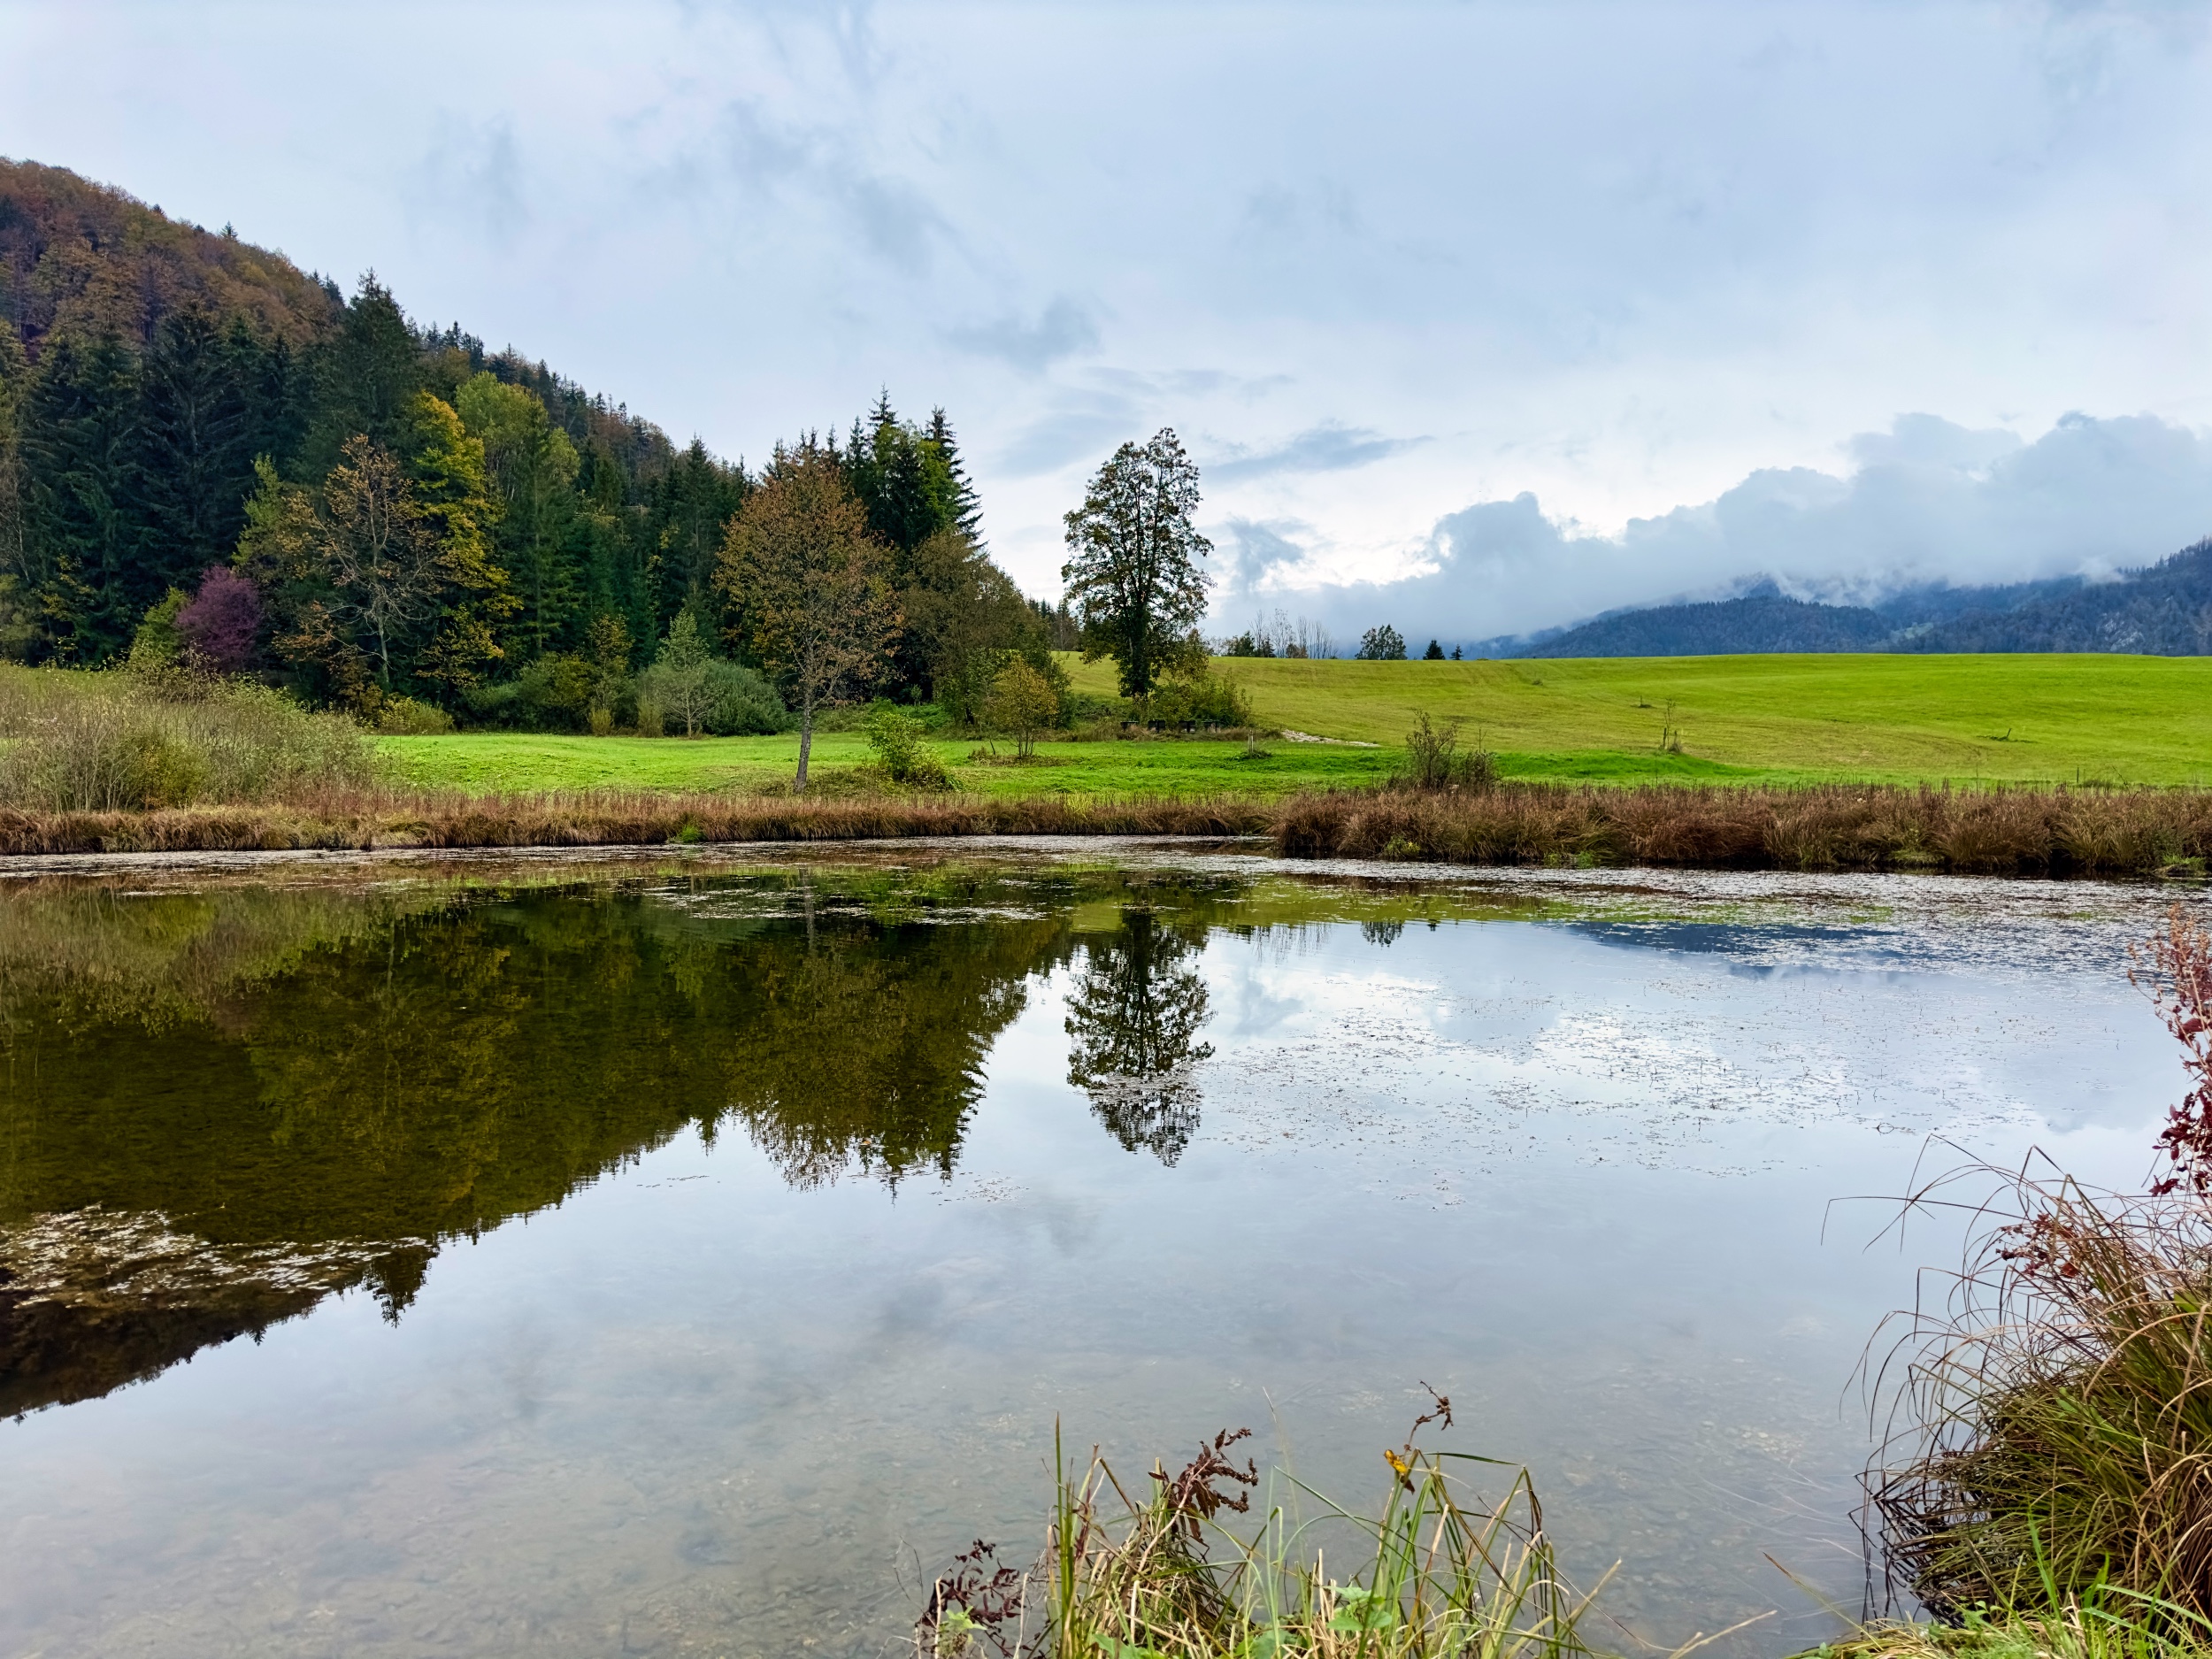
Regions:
[[374, 731, 1403, 797], [379, 652, 2212, 796], [1171, 651, 2212, 787]]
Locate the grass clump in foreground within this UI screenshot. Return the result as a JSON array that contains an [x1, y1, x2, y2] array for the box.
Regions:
[[1854, 905, 2212, 1647], [920, 1394, 1651, 1659]]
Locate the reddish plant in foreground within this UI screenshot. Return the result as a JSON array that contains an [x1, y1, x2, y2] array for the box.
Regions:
[[2131, 902, 2212, 1195]]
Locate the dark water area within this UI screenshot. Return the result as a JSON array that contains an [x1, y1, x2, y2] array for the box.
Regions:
[[0, 841, 2196, 1657]]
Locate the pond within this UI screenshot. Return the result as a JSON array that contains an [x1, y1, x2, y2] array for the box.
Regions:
[[0, 841, 2193, 1659]]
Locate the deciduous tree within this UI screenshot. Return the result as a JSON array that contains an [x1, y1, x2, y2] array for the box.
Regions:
[[980, 657, 1056, 758], [716, 443, 896, 790], [1061, 428, 1211, 702]]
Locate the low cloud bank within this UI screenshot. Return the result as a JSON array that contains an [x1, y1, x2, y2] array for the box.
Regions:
[[1217, 412, 2212, 649]]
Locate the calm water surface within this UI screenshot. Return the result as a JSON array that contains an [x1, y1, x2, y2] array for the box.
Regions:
[[0, 841, 2195, 1658]]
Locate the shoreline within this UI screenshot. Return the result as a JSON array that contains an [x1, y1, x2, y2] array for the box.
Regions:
[[0, 780, 2208, 878]]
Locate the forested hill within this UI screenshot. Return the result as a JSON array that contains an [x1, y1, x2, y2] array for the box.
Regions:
[[1515, 546, 2212, 657], [0, 158, 1025, 721]]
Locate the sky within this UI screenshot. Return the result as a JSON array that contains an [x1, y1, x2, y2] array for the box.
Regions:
[[6, 0, 2212, 643]]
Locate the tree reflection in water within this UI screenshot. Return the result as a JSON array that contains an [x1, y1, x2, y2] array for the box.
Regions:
[[1063, 910, 1217, 1165], [0, 871, 1076, 1414]]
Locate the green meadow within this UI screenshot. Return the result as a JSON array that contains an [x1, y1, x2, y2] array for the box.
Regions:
[[1187, 650, 2212, 786], [375, 651, 2212, 796]]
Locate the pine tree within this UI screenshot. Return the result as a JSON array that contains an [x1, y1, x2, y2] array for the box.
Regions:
[[20, 333, 148, 659], [926, 408, 981, 542], [136, 308, 262, 592]]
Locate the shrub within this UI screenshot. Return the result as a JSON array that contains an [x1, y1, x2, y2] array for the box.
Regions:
[[1394, 711, 1497, 790], [375, 695, 454, 735], [464, 654, 595, 730], [1145, 670, 1253, 728], [174, 567, 263, 673], [863, 703, 952, 789], [699, 658, 792, 735]]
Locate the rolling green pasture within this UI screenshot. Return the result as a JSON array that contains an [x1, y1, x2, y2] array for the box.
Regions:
[[377, 652, 2212, 797], [1170, 651, 2212, 786], [374, 731, 1398, 798]]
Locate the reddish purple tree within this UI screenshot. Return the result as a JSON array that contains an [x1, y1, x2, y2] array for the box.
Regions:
[[175, 566, 264, 674]]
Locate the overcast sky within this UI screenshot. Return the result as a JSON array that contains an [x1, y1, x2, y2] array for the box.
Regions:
[[7, 1, 2211, 640]]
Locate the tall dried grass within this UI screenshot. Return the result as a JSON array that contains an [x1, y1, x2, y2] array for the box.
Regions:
[[0, 666, 377, 811], [1272, 784, 2212, 878]]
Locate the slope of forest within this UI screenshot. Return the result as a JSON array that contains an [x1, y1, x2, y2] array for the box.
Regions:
[[1513, 549, 2211, 659], [0, 159, 1033, 725], [1901, 541, 2212, 654]]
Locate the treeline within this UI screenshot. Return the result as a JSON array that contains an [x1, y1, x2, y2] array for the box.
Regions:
[[0, 160, 1045, 729]]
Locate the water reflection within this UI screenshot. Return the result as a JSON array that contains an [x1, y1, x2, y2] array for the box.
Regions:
[[0, 871, 1107, 1415], [1064, 910, 1217, 1164], [0, 850, 2191, 1659]]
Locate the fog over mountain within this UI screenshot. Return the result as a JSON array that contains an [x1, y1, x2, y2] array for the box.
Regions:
[[1219, 411, 2212, 651]]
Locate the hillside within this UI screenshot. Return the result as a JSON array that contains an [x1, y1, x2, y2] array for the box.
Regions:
[[1513, 592, 1894, 656], [0, 160, 1016, 719], [0, 158, 339, 352], [1903, 540, 2212, 654], [1511, 546, 2209, 658]]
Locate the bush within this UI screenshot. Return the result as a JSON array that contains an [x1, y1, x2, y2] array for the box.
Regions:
[[1394, 711, 1496, 790], [464, 654, 595, 730], [1144, 671, 1254, 729], [863, 703, 953, 789], [375, 695, 454, 735], [699, 659, 792, 735], [0, 668, 380, 810]]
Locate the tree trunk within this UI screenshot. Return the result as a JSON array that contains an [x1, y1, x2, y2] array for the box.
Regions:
[[795, 691, 813, 792]]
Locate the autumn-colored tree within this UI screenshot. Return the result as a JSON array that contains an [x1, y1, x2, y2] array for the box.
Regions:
[[980, 657, 1057, 758], [406, 393, 511, 692], [716, 444, 897, 790], [456, 372, 581, 661]]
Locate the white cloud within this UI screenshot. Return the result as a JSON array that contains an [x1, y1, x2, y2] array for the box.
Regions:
[[1234, 412, 2212, 645], [8, 2, 2212, 603]]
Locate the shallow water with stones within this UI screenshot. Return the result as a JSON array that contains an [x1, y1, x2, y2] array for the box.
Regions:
[[0, 840, 2196, 1658]]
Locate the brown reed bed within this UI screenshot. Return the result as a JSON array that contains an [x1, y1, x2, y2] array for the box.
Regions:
[[0, 786, 1274, 856], [1273, 782, 2212, 878], [0, 781, 2205, 877]]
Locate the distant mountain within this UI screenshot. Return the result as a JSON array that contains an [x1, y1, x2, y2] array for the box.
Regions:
[[1509, 551, 2209, 657], [1901, 541, 2212, 654], [1513, 592, 1893, 657]]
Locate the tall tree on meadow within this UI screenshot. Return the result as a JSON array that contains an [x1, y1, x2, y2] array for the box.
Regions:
[[715, 443, 896, 791], [1062, 428, 1212, 703]]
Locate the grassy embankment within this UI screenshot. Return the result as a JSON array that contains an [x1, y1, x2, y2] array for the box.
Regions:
[[4, 658, 2211, 869]]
